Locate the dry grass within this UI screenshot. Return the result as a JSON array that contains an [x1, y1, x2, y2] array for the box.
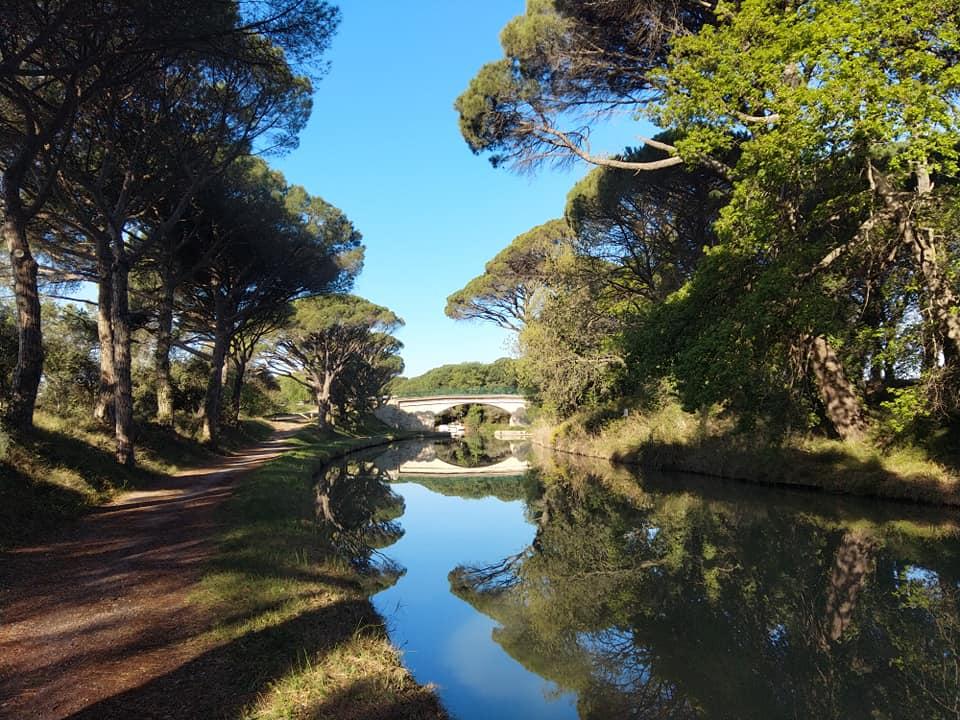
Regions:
[[540, 401, 960, 507]]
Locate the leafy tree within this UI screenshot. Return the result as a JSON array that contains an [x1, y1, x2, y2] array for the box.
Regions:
[[460, 0, 960, 440], [37, 303, 98, 416], [445, 219, 572, 331], [265, 295, 404, 429], [0, 0, 340, 435], [455, 0, 712, 172], [178, 159, 357, 447], [0, 301, 19, 412], [518, 261, 627, 418], [566, 144, 727, 306]]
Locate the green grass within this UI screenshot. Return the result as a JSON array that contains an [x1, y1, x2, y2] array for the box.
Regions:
[[189, 426, 446, 720], [541, 401, 960, 507]]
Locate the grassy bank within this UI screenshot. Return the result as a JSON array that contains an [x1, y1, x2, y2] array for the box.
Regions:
[[0, 411, 273, 549], [540, 402, 960, 507], [192, 426, 446, 720]]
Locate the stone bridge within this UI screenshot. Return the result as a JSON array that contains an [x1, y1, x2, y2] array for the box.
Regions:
[[374, 393, 529, 431]]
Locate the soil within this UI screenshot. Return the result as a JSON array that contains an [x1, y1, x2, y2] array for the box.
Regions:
[[0, 422, 302, 720]]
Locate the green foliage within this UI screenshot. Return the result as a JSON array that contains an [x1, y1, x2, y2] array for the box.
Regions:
[[274, 375, 313, 411], [461, 0, 960, 444], [445, 219, 573, 331], [879, 386, 934, 441], [37, 303, 99, 417], [518, 255, 628, 419], [236, 371, 284, 419], [172, 357, 211, 416], [0, 302, 18, 412], [389, 358, 520, 397], [266, 295, 404, 426]]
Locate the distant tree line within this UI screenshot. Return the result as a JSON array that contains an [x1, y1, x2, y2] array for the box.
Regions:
[[389, 359, 520, 397], [450, 0, 960, 447], [0, 1, 402, 464]]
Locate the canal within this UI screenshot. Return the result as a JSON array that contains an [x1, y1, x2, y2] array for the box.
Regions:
[[313, 437, 960, 719]]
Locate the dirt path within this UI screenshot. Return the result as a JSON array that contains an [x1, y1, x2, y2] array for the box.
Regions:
[[0, 422, 303, 720]]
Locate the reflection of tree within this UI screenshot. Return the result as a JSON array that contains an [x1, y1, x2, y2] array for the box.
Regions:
[[821, 530, 878, 646], [396, 474, 536, 503], [313, 460, 405, 584], [451, 468, 960, 719]]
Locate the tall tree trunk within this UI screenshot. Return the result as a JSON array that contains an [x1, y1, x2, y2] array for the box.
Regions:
[[94, 244, 116, 424], [314, 372, 333, 430], [202, 296, 230, 447], [2, 214, 43, 432], [904, 222, 960, 366], [110, 243, 135, 467], [805, 335, 867, 442], [228, 356, 246, 427], [875, 162, 960, 365], [154, 271, 176, 427]]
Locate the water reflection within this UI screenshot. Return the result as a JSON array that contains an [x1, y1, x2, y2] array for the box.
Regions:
[[433, 434, 517, 468], [453, 456, 960, 719], [313, 458, 405, 583], [312, 440, 960, 719]]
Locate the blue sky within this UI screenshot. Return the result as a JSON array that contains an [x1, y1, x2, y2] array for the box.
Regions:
[[274, 1, 645, 377]]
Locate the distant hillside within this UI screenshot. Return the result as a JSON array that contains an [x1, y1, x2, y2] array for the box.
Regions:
[[388, 358, 520, 397]]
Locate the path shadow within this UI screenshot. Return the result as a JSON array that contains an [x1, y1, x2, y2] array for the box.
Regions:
[[59, 597, 374, 720]]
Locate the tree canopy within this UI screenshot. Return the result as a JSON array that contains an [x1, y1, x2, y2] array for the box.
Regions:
[[445, 219, 572, 332], [265, 295, 404, 428], [457, 0, 960, 444], [389, 359, 520, 397]]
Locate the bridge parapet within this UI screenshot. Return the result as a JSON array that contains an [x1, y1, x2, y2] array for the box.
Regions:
[[375, 394, 529, 430]]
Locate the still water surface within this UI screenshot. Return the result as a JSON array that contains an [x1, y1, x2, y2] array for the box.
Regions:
[[313, 437, 960, 719]]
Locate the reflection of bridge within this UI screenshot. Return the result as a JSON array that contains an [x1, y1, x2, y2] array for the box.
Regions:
[[390, 455, 530, 479], [374, 394, 529, 430]]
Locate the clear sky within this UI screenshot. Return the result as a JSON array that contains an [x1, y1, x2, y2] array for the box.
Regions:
[[273, 1, 644, 378]]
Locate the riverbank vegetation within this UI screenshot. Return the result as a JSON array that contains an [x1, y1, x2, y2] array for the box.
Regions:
[[451, 0, 960, 500]]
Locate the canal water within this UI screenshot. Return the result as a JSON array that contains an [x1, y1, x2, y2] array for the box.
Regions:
[[314, 437, 960, 719]]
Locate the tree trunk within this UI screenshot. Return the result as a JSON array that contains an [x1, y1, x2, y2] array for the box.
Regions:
[[805, 335, 867, 442], [110, 244, 135, 467], [904, 222, 960, 366], [228, 356, 246, 427], [875, 163, 960, 365], [314, 373, 333, 430], [2, 215, 43, 432], [154, 272, 176, 427], [94, 244, 116, 425], [202, 297, 230, 447]]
